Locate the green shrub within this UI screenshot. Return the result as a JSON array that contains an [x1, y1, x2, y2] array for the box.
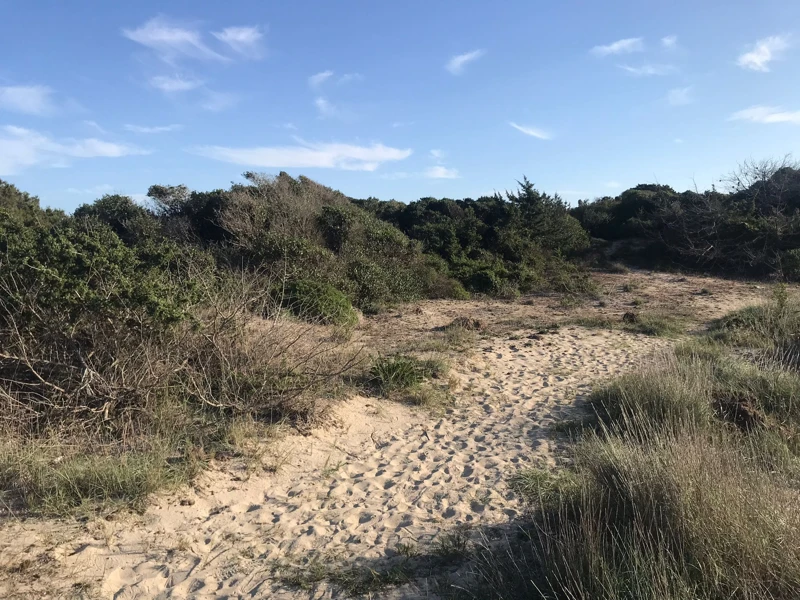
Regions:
[[281, 279, 357, 326], [0, 216, 194, 334], [369, 355, 446, 394]]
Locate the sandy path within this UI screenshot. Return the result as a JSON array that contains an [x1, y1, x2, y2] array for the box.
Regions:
[[0, 324, 668, 599], [0, 272, 770, 598]]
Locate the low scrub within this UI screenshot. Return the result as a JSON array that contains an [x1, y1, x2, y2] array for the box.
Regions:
[[467, 298, 800, 599], [471, 427, 800, 600], [281, 279, 358, 326], [0, 270, 360, 515]]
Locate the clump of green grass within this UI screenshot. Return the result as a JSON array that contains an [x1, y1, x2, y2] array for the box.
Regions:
[[0, 441, 197, 516], [369, 354, 447, 395], [405, 385, 454, 413], [573, 311, 685, 337], [710, 286, 800, 349], [432, 527, 472, 562], [276, 555, 410, 596]]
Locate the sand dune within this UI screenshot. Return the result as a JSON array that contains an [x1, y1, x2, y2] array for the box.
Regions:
[[0, 272, 766, 599]]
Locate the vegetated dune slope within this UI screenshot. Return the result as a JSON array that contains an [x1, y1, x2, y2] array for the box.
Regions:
[[0, 272, 765, 599]]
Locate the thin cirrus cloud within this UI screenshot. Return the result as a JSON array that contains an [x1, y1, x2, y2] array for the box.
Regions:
[[149, 75, 204, 92], [83, 120, 108, 134], [314, 96, 350, 120], [737, 35, 791, 72], [308, 70, 334, 88], [661, 35, 678, 49], [124, 123, 182, 133], [315, 96, 336, 117], [0, 85, 56, 116], [0, 125, 148, 176], [445, 49, 485, 75], [190, 139, 413, 171], [309, 71, 362, 87], [425, 166, 460, 179], [667, 86, 693, 106], [590, 37, 644, 57], [337, 73, 363, 85], [200, 90, 238, 112], [509, 122, 552, 140], [618, 63, 675, 76], [123, 17, 228, 63], [729, 105, 800, 125], [211, 26, 264, 58]]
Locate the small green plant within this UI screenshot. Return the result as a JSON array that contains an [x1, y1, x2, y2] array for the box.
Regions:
[[281, 279, 358, 326], [621, 280, 639, 293], [369, 355, 447, 395], [432, 528, 472, 562]]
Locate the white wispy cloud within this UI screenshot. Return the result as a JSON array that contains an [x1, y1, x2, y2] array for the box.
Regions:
[[338, 73, 363, 85], [315, 96, 341, 118], [591, 37, 644, 57], [123, 16, 228, 63], [425, 166, 460, 179], [124, 123, 182, 133], [0, 125, 148, 175], [0, 85, 56, 116], [391, 121, 414, 128], [309, 70, 334, 88], [674, 138, 684, 144], [83, 120, 108, 134], [667, 86, 693, 106], [190, 139, 412, 171], [509, 122, 552, 140], [429, 149, 445, 161], [67, 184, 115, 195], [149, 75, 204, 92], [661, 35, 678, 49], [212, 25, 264, 58], [201, 90, 238, 112], [729, 105, 800, 125], [446, 49, 485, 75], [618, 63, 675, 76], [737, 35, 791, 72]]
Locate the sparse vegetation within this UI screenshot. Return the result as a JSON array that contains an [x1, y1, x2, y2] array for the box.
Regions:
[[573, 311, 685, 337], [467, 292, 800, 600]]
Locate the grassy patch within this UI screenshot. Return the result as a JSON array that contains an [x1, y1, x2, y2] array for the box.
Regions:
[[573, 311, 685, 337], [369, 354, 448, 395], [0, 442, 195, 516], [466, 295, 800, 600]]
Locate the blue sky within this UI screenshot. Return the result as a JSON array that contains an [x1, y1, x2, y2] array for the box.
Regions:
[[1, 0, 799, 211]]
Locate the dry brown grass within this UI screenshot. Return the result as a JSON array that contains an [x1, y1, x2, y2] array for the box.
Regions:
[[0, 270, 363, 515]]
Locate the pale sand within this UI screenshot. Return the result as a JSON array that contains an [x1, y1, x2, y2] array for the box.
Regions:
[[0, 272, 768, 599]]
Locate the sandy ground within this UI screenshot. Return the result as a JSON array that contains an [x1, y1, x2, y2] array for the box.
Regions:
[[0, 271, 769, 599]]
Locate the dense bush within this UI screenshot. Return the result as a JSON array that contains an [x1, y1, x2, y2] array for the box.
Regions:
[[357, 178, 591, 296], [572, 159, 800, 279], [281, 279, 358, 326]]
